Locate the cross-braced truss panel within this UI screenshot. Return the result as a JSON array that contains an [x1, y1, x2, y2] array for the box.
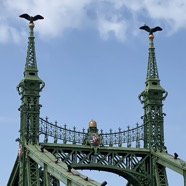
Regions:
[[43, 144, 151, 185]]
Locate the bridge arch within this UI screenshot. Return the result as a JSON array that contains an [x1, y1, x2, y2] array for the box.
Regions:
[[72, 164, 149, 185]]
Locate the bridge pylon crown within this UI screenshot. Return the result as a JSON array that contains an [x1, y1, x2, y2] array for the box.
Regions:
[[16, 16, 45, 186], [139, 26, 168, 152], [17, 17, 45, 145]]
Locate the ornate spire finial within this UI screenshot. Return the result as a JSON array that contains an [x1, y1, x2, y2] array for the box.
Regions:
[[19, 13, 44, 77], [138, 25, 168, 152], [17, 13, 45, 96], [139, 25, 162, 81], [19, 13, 44, 35], [17, 14, 45, 147]]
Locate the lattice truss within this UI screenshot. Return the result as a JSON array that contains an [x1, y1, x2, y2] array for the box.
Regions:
[[41, 143, 151, 186]]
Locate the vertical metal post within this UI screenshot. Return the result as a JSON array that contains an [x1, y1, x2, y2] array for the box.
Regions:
[[183, 171, 186, 186], [67, 179, 72, 186]]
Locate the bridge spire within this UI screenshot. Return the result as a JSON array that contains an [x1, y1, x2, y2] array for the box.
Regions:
[[146, 34, 159, 81], [17, 16, 45, 144], [16, 15, 45, 186], [24, 22, 38, 76], [138, 27, 168, 152]]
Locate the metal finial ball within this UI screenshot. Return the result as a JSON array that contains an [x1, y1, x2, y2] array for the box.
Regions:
[[29, 23, 35, 29], [148, 34, 154, 39], [89, 120, 97, 128]]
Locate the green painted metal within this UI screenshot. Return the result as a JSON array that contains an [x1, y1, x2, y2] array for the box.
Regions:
[[154, 163, 168, 186], [138, 33, 168, 185], [151, 151, 186, 175], [16, 22, 45, 186], [7, 156, 19, 186], [139, 34, 168, 152], [17, 23, 45, 146], [42, 143, 152, 185], [8, 19, 102, 186], [39, 117, 144, 147], [7, 19, 186, 186], [43, 164, 50, 186], [183, 171, 186, 186], [27, 144, 101, 186]]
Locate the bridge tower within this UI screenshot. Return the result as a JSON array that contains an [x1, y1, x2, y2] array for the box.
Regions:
[[8, 16, 103, 186], [138, 32, 168, 185], [139, 33, 168, 152], [16, 20, 45, 185], [7, 16, 186, 186]]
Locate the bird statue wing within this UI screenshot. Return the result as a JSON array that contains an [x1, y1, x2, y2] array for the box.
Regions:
[[139, 25, 151, 32], [33, 15, 44, 21], [151, 26, 163, 33], [19, 13, 30, 21]]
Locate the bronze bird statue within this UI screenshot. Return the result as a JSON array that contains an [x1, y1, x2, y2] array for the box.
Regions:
[[139, 25, 162, 35], [19, 13, 44, 23]]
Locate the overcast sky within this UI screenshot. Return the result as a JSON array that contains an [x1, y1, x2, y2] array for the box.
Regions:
[[1, 0, 186, 185]]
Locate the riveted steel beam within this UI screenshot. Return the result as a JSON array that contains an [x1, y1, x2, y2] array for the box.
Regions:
[[152, 151, 186, 175], [26, 144, 101, 186]]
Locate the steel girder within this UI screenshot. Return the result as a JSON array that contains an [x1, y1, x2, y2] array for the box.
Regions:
[[152, 151, 186, 175], [40, 143, 186, 186], [27, 144, 102, 186], [7, 156, 19, 186], [154, 163, 168, 186], [152, 151, 186, 186], [7, 145, 102, 186], [42, 143, 152, 185], [11, 143, 186, 186]]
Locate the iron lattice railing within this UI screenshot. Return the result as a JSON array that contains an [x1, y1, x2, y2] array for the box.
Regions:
[[39, 117, 144, 147]]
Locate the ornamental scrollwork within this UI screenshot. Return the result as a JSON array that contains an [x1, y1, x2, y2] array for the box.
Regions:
[[39, 118, 144, 148]]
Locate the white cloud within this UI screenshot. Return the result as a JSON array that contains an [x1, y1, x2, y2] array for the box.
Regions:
[[1, 0, 186, 43], [98, 16, 127, 41], [143, 0, 186, 32], [0, 24, 22, 43]]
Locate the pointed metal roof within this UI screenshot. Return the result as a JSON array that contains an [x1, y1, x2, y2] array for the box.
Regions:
[[146, 34, 159, 81], [138, 28, 168, 104], [17, 19, 45, 95], [24, 23, 38, 77], [18, 13, 44, 80]]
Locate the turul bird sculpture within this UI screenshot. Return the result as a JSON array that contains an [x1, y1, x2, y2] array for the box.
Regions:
[[139, 25, 162, 35], [19, 13, 44, 23]]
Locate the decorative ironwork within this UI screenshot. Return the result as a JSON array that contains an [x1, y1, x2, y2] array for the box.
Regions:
[[139, 31, 168, 152], [39, 117, 144, 147], [43, 144, 151, 186], [10, 19, 186, 186], [147, 41, 159, 80]]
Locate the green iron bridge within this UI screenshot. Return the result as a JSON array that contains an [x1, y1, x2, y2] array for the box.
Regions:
[[7, 15, 186, 186]]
